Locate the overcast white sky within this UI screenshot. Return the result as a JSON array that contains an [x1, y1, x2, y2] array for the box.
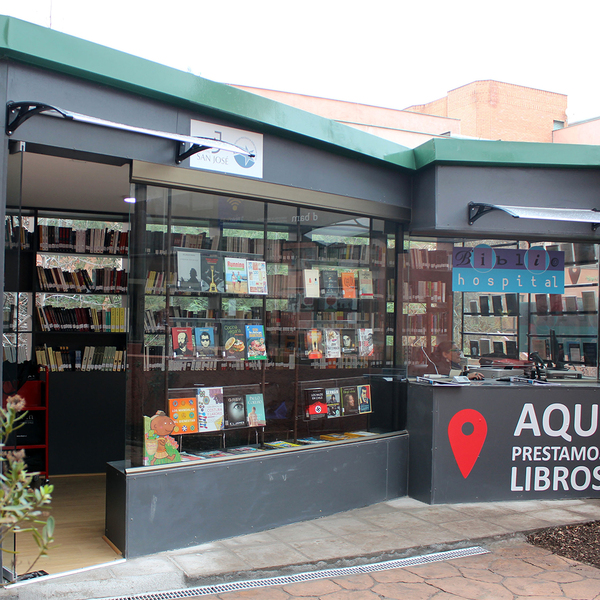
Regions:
[[2, 0, 599, 123]]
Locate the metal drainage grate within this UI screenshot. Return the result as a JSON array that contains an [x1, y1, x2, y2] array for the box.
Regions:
[[97, 546, 488, 600]]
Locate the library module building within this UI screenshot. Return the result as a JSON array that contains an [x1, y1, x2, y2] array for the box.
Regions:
[[2, 15, 600, 566]]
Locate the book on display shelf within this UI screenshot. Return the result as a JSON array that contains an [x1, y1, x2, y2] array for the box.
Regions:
[[172, 326, 194, 358], [323, 329, 342, 359], [168, 396, 198, 435], [177, 251, 202, 290], [358, 269, 373, 298], [357, 328, 374, 357], [247, 260, 268, 295], [303, 269, 321, 298], [194, 326, 219, 357], [357, 384, 372, 414], [320, 269, 339, 297], [491, 295, 503, 315], [196, 387, 224, 432], [325, 387, 341, 417], [304, 388, 328, 420], [245, 393, 266, 427], [340, 386, 359, 416], [245, 324, 267, 360], [201, 254, 225, 293], [221, 321, 246, 360], [341, 271, 357, 299], [341, 329, 357, 355], [224, 257, 248, 294], [223, 393, 247, 428]]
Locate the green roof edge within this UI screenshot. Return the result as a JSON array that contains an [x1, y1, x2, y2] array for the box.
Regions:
[[413, 138, 600, 169], [0, 16, 416, 170]]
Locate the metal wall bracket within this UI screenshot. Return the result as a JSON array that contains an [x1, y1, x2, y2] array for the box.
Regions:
[[468, 203, 499, 225], [6, 101, 72, 136], [176, 142, 211, 164]]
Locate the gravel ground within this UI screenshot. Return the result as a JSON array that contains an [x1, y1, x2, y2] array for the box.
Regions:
[[527, 520, 600, 568]]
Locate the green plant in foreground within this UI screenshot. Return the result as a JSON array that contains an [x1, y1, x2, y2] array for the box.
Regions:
[[0, 394, 54, 581]]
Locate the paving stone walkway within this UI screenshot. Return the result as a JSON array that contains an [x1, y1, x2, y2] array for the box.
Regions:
[[3, 497, 600, 599], [186, 540, 600, 599]]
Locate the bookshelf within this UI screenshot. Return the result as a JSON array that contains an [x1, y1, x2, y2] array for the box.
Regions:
[[528, 242, 599, 370]]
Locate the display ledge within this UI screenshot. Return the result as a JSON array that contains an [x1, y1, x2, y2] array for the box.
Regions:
[[463, 312, 518, 317], [531, 311, 598, 316], [125, 430, 401, 474]]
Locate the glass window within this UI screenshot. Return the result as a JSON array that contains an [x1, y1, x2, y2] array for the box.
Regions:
[[404, 237, 599, 381], [127, 186, 401, 468]]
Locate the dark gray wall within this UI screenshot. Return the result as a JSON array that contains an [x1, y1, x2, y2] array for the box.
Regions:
[[3, 61, 410, 211], [107, 433, 408, 557], [412, 165, 600, 241]]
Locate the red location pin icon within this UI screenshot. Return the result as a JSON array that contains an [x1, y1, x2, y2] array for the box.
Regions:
[[447, 409, 487, 478]]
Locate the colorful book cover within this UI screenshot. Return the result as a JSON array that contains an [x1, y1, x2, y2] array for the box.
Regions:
[[357, 328, 374, 357], [201, 253, 225, 293], [320, 269, 339, 297], [341, 271, 357, 298], [304, 387, 328, 419], [245, 393, 266, 427], [168, 396, 198, 434], [143, 413, 181, 466], [325, 387, 341, 417], [224, 257, 248, 294], [264, 440, 302, 449], [245, 324, 267, 360], [341, 329, 357, 355], [176, 251, 202, 290], [323, 329, 341, 359], [340, 386, 359, 416], [227, 446, 266, 455], [194, 326, 218, 357], [305, 328, 323, 359], [196, 387, 224, 432], [357, 384, 372, 414], [195, 449, 231, 459], [221, 321, 246, 359], [247, 260, 268, 295], [172, 326, 194, 357], [358, 269, 374, 298], [303, 268, 321, 298], [223, 393, 247, 428]]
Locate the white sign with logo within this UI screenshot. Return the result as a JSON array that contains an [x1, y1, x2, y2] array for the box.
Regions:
[[189, 120, 263, 179]]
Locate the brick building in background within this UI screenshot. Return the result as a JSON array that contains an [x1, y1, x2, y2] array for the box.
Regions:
[[404, 80, 568, 143], [234, 79, 599, 147]]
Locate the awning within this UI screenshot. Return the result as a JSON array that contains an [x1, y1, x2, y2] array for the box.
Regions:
[[468, 203, 600, 230], [6, 101, 255, 164]]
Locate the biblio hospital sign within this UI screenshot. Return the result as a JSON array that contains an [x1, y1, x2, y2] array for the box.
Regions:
[[452, 245, 564, 294]]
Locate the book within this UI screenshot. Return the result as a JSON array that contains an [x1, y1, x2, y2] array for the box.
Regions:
[[304, 387, 328, 420], [172, 326, 194, 357], [247, 260, 268, 295], [224, 257, 248, 294], [479, 338, 492, 355], [574, 243, 596, 264], [264, 441, 302, 449], [358, 270, 374, 298], [201, 254, 225, 293], [568, 342, 582, 363], [223, 393, 247, 428], [341, 271, 357, 298], [305, 329, 323, 359], [479, 295, 490, 316], [320, 269, 339, 297], [245, 324, 267, 360], [535, 294, 549, 315], [564, 296, 578, 312], [325, 387, 341, 417], [196, 387, 224, 432], [168, 396, 198, 434], [341, 329, 357, 355], [177, 251, 202, 290], [303, 268, 321, 298], [582, 291, 596, 312], [357, 384, 372, 414], [504, 294, 519, 317], [340, 386, 359, 416], [221, 321, 246, 360], [226, 446, 266, 455], [245, 393, 266, 427], [323, 329, 341, 359], [505, 340, 518, 358], [493, 341, 504, 354], [469, 300, 478, 314], [194, 326, 218, 357], [583, 342, 597, 366], [549, 294, 563, 314], [469, 340, 479, 357], [357, 328, 374, 357], [491, 295, 503, 315]]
